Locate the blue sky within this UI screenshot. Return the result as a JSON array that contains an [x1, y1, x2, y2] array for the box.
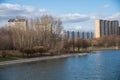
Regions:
[[0, 0, 120, 31]]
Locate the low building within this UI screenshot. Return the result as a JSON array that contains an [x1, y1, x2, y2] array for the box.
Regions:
[[8, 18, 27, 30]]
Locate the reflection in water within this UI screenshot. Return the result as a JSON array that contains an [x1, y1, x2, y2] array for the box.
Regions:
[[0, 50, 120, 80]]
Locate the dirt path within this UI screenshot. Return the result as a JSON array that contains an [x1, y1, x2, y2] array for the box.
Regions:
[[0, 53, 88, 66]]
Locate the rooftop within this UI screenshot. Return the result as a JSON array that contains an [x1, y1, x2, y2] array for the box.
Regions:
[[8, 18, 26, 22]]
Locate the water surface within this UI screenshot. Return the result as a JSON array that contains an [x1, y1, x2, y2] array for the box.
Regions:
[[0, 50, 120, 80]]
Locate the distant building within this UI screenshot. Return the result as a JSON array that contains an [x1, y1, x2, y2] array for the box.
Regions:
[[72, 31, 75, 39], [65, 31, 94, 39], [95, 19, 119, 38], [82, 32, 85, 39], [66, 31, 70, 39], [8, 18, 27, 30], [119, 27, 120, 35]]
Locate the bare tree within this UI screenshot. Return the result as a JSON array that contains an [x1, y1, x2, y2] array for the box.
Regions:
[[6, 15, 62, 51], [0, 27, 11, 50]]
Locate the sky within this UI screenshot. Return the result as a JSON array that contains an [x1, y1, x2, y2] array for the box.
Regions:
[[0, 0, 120, 31]]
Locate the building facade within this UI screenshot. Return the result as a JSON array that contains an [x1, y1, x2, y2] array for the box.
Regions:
[[8, 18, 27, 30], [65, 31, 94, 39], [119, 27, 120, 35], [95, 19, 119, 38]]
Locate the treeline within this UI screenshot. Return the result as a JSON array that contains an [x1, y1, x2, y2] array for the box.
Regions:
[[92, 36, 120, 47], [0, 15, 63, 52], [63, 38, 91, 52], [63, 35, 120, 52], [0, 15, 120, 54]]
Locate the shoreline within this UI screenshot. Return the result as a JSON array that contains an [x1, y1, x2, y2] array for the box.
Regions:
[[0, 53, 88, 66], [90, 47, 120, 51]]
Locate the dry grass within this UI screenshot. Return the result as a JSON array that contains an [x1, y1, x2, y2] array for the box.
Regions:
[[0, 50, 23, 58]]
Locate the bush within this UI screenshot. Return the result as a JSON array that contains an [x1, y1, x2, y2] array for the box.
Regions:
[[20, 46, 47, 57], [21, 48, 35, 57], [1, 51, 7, 58], [33, 46, 47, 53], [48, 49, 57, 56]]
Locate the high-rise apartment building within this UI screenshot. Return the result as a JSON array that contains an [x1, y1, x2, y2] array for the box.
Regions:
[[95, 19, 119, 38]]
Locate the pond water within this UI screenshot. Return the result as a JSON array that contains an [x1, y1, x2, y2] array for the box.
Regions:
[[0, 50, 120, 80]]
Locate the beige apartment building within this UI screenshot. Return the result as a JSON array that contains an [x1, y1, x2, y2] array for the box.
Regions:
[[8, 18, 52, 32], [8, 18, 27, 30], [95, 19, 119, 38]]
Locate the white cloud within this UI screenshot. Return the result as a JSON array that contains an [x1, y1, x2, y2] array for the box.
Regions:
[[59, 12, 119, 23], [0, 3, 47, 26], [104, 13, 120, 20], [64, 23, 94, 32], [60, 13, 90, 23], [0, 3, 119, 31], [0, 3, 47, 13], [67, 25, 82, 31], [103, 4, 110, 8], [93, 12, 120, 21], [62, 12, 120, 31]]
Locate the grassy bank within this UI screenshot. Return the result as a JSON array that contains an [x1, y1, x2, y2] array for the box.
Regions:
[[88, 47, 120, 51], [0, 47, 119, 62], [0, 50, 61, 62], [0, 50, 22, 62], [0, 57, 17, 62]]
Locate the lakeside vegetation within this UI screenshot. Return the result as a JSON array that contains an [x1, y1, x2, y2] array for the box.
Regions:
[[0, 15, 120, 62], [90, 47, 120, 51], [63, 35, 120, 52], [0, 57, 16, 62]]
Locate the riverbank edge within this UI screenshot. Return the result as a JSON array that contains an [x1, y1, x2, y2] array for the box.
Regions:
[[89, 47, 120, 51], [0, 53, 88, 66]]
